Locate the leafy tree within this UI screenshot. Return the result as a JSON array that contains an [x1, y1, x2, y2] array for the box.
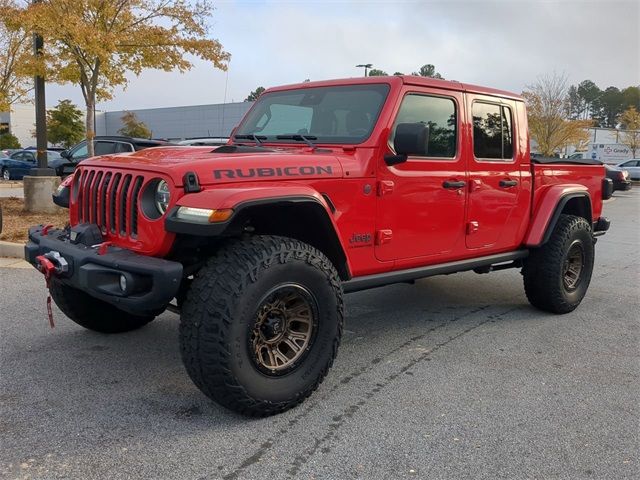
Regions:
[[596, 87, 623, 128], [3, 1, 229, 156], [245, 87, 265, 102], [0, 1, 31, 111], [621, 86, 640, 112], [575, 80, 601, 119], [118, 111, 151, 139], [0, 132, 20, 149], [523, 73, 591, 156], [393, 72, 404, 76], [412, 64, 443, 79], [46, 99, 85, 148], [619, 106, 640, 157], [368, 69, 388, 77]]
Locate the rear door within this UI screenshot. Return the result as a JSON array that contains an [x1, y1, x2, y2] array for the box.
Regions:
[[376, 87, 467, 262], [465, 96, 523, 250]]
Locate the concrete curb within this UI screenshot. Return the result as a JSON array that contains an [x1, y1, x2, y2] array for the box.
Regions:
[[0, 240, 25, 259]]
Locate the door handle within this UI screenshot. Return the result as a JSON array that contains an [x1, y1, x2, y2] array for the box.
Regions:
[[499, 179, 518, 188], [442, 180, 465, 189]]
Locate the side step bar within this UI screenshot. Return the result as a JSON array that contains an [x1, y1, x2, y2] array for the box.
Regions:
[[343, 250, 529, 293]]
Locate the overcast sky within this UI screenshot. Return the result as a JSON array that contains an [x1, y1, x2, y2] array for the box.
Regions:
[[46, 0, 640, 111]]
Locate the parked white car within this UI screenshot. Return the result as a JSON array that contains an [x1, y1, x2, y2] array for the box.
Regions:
[[616, 159, 640, 181]]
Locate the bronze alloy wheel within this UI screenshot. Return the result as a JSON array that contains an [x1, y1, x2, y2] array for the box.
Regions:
[[562, 240, 585, 291], [250, 284, 318, 376]]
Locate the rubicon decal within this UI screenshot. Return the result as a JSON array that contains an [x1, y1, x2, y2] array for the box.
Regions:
[[214, 166, 333, 180]]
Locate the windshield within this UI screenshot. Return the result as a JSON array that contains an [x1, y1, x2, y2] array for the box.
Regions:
[[235, 84, 390, 144]]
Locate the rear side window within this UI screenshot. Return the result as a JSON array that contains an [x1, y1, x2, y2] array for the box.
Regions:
[[94, 141, 119, 156], [391, 94, 457, 158], [473, 102, 513, 160]]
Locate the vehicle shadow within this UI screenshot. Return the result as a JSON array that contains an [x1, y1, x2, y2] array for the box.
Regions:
[[2, 270, 536, 439]]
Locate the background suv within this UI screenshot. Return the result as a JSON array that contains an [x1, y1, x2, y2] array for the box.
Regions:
[[56, 136, 174, 176]]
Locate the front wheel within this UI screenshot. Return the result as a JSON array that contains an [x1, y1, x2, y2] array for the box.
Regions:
[[180, 236, 344, 416], [49, 280, 155, 333], [522, 214, 595, 314], [1, 168, 10, 181]]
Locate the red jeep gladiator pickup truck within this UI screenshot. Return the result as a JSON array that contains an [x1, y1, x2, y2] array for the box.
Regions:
[[27, 76, 611, 416]]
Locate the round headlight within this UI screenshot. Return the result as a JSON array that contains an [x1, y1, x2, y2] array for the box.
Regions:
[[155, 180, 170, 214]]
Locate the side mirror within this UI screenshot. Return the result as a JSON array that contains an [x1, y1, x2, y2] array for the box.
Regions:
[[60, 149, 70, 159], [384, 123, 430, 166]]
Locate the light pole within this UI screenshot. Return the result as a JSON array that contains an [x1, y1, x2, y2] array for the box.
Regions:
[[31, 0, 53, 176], [24, 0, 58, 214], [356, 63, 373, 77]]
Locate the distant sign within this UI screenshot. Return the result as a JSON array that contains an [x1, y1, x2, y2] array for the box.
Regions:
[[590, 144, 632, 164]]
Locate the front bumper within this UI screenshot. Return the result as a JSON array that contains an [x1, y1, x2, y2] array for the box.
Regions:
[[25, 225, 183, 316]]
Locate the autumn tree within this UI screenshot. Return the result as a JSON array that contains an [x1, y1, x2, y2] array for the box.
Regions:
[[413, 64, 443, 79], [619, 106, 640, 157], [118, 111, 151, 139], [47, 99, 85, 148], [245, 86, 265, 102], [0, 1, 32, 111], [3, 0, 229, 156], [0, 133, 20, 149], [523, 73, 591, 157]]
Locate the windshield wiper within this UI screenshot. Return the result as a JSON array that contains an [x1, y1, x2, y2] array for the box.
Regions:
[[233, 134, 267, 145], [276, 134, 318, 148]]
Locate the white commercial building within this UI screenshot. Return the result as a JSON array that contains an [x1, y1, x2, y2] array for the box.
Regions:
[[0, 103, 37, 148], [1, 101, 254, 147]]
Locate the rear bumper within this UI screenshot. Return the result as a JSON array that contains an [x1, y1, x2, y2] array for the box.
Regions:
[[25, 225, 183, 316]]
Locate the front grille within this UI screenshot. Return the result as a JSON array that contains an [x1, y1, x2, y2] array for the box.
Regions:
[[76, 168, 144, 237]]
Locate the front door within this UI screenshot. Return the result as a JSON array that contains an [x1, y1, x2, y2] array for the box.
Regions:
[[375, 89, 467, 263]]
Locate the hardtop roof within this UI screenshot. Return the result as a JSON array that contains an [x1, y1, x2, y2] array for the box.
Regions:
[[265, 75, 523, 102]]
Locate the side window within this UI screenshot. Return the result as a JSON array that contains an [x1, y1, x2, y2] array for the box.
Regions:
[[10, 152, 23, 160], [94, 141, 118, 156], [23, 152, 36, 162], [391, 94, 457, 158], [70, 142, 88, 160], [473, 102, 514, 160], [114, 142, 133, 153]]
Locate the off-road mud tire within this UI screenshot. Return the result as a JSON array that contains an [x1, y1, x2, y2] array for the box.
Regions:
[[523, 214, 594, 314], [180, 235, 344, 417], [49, 280, 155, 333]]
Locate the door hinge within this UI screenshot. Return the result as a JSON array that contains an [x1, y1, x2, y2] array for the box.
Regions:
[[375, 229, 393, 245], [377, 180, 394, 196]]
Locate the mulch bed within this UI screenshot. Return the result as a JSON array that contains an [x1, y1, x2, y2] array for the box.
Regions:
[[0, 197, 68, 243]]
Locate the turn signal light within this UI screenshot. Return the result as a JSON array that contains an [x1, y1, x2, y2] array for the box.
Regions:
[[175, 206, 233, 223]]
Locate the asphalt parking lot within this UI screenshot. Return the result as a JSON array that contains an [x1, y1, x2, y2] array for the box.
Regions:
[[1, 189, 638, 480]]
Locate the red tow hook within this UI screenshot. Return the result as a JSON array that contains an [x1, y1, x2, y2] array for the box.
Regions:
[[35, 251, 69, 329], [35, 255, 57, 328]]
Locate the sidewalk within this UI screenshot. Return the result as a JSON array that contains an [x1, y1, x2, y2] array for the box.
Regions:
[[0, 181, 24, 198], [0, 257, 30, 268]]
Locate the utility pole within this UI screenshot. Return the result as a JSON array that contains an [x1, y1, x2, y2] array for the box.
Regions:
[[356, 63, 373, 77], [24, 0, 58, 214], [31, 0, 53, 175]]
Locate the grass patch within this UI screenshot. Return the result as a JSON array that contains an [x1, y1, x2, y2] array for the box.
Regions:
[[0, 197, 68, 243]]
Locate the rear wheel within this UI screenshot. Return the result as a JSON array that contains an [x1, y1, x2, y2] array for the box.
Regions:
[[180, 235, 344, 417], [49, 280, 155, 333], [522, 214, 594, 314]]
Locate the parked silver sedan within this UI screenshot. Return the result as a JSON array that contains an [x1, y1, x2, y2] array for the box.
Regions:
[[616, 159, 640, 180]]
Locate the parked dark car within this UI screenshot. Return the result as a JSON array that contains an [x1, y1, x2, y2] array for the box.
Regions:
[[56, 136, 174, 176], [0, 149, 63, 180], [605, 164, 632, 192]]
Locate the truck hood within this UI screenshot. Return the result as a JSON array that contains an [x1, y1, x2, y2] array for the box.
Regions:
[[80, 146, 344, 186]]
